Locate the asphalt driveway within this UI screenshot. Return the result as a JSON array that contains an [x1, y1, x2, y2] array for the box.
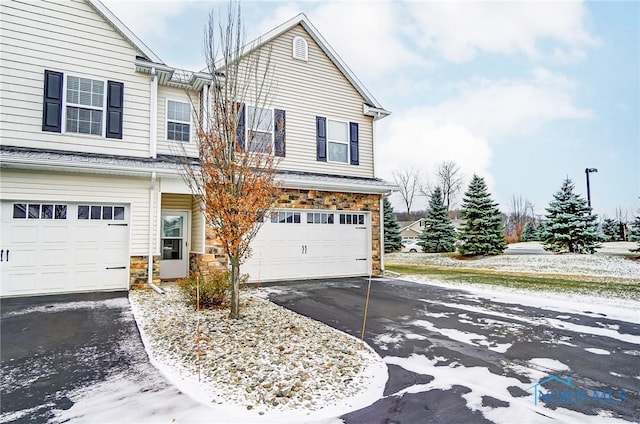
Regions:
[[0, 292, 205, 423], [261, 277, 640, 423]]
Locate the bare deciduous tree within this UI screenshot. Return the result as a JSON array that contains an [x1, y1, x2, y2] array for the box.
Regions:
[[393, 167, 419, 220], [184, 2, 280, 319], [506, 194, 535, 241], [436, 161, 464, 211]]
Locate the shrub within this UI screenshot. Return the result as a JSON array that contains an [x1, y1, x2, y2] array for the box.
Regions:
[[178, 269, 231, 309]]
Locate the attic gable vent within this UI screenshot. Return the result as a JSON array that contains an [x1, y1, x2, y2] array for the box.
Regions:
[[292, 36, 308, 61]]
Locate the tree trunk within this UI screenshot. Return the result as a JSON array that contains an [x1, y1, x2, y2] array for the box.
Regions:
[[229, 256, 240, 319]]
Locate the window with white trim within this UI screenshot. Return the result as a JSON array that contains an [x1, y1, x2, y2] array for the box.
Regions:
[[167, 100, 191, 142], [292, 36, 308, 61], [339, 213, 365, 225], [270, 211, 301, 224], [307, 212, 335, 224], [246, 106, 273, 153], [65, 76, 104, 135], [327, 119, 349, 163], [78, 205, 125, 220], [13, 204, 67, 219]]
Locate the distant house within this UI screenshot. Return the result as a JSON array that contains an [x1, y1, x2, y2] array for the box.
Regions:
[[399, 218, 425, 240], [0, 0, 395, 297]]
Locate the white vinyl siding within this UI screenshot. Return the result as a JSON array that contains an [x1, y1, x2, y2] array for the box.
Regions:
[[0, 168, 152, 256], [156, 86, 198, 157], [0, 0, 151, 156], [237, 25, 374, 178], [191, 196, 205, 254]]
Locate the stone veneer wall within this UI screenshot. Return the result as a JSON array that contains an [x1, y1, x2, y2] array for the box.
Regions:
[[129, 255, 161, 290]]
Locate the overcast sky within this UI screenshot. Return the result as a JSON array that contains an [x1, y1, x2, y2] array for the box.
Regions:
[[104, 0, 639, 219]]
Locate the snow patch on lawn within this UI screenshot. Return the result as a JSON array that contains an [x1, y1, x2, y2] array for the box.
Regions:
[[388, 249, 640, 281]]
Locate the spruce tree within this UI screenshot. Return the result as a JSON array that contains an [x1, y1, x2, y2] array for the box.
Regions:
[[629, 214, 640, 252], [383, 195, 403, 253], [543, 178, 601, 253], [458, 175, 506, 256], [601, 218, 619, 242], [419, 187, 457, 253], [521, 223, 538, 241]]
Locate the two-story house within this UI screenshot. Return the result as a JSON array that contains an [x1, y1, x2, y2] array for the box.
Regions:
[[0, 0, 393, 297]]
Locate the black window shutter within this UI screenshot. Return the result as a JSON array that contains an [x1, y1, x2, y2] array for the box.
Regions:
[[274, 109, 286, 157], [349, 122, 359, 165], [236, 103, 245, 150], [42, 70, 63, 132], [316, 116, 327, 161], [106, 81, 124, 139]]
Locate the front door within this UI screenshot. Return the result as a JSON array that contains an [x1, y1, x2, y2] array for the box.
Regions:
[[160, 211, 189, 279]]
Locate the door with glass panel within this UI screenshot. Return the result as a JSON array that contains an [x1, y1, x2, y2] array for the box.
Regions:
[[160, 211, 189, 279]]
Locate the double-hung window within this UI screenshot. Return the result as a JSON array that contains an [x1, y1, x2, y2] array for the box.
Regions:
[[247, 106, 273, 153], [167, 100, 191, 142], [327, 119, 349, 163], [65, 76, 104, 136]]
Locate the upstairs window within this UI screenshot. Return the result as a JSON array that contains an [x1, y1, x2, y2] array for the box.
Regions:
[[66, 76, 104, 135], [327, 119, 349, 163], [246, 106, 273, 153], [292, 36, 308, 61], [167, 100, 191, 142]]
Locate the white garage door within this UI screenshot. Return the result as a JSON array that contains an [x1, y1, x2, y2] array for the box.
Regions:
[[0, 201, 130, 297], [243, 209, 370, 282]]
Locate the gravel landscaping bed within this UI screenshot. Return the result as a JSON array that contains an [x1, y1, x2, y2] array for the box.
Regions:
[[129, 287, 385, 417]]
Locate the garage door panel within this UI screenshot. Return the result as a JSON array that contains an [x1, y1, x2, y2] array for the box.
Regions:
[[42, 226, 67, 241], [13, 225, 39, 243], [5, 272, 37, 293], [76, 248, 100, 265], [41, 248, 68, 266], [5, 248, 38, 267], [41, 272, 68, 290]]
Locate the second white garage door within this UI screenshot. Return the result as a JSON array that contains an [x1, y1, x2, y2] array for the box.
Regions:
[[243, 209, 370, 282], [0, 201, 130, 297]]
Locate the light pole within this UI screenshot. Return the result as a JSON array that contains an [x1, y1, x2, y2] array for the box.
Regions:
[[585, 168, 598, 208]]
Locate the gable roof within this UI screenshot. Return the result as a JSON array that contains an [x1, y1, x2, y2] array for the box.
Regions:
[[241, 13, 390, 119], [86, 0, 163, 64]]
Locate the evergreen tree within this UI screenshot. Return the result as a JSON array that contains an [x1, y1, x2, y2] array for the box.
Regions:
[[383, 195, 403, 253], [458, 175, 506, 256], [601, 218, 619, 242], [543, 178, 601, 253], [629, 214, 640, 252], [521, 223, 538, 241], [419, 187, 457, 253]]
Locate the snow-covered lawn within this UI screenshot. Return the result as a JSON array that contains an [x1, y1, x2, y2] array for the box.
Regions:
[[387, 243, 640, 281], [128, 287, 387, 422]]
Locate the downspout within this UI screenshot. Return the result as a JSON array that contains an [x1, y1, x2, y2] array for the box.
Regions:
[[380, 195, 385, 273], [148, 176, 163, 294], [149, 68, 158, 159]]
